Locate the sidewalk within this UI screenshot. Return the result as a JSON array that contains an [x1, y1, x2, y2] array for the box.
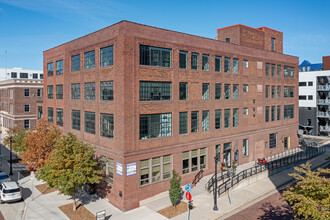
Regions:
[[14, 146, 329, 220]]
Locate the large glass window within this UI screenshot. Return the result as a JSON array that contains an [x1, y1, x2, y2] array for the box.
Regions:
[[85, 112, 95, 134], [284, 66, 294, 78], [139, 81, 171, 101], [202, 54, 209, 71], [191, 111, 199, 133], [284, 86, 295, 97], [85, 50, 95, 70], [215, 83, 221, 99], [233, 108, 238, 127], [179, 112, 187, 134], [56, 85, 63, 99], [47, 62, 53, 76], [140, 45, 171, 67], [71, 54, 80, 72], [233, 58, 238, 73], [85, 82, 95, 100], [215, 56, 222, 72], [99, 156, 114, 184], [100, 45, 113, 67], [265, 106, 270, 122], [233, 84, 239, 99], [140, 113, 172, 139], [179, 51, 187, 69], [47, 85, 53, 99], [71, 83, 80, 99], [224, 84, 231, 99], [182, 148, 206, 174], [101, 81, 114, 101], [215, 110, 222, 129], [48, 107, 53, 122], [179, 82, 187, 100], [269, 133, 277, 148], [224, 109, 230, 128], [202, 111, 209, 131], [224, 57, 230, 72], [101, 113, 114, 138], [56, 108, 63, 126], [56, 60, 63, 75], [191, 52, 199, 70], [72, 110, 80, 130], [284, 105, 294, 119], [202, 83, 209, 100]]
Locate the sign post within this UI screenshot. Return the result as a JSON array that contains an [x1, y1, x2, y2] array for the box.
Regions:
[[31, 171, 35, 201], [185, 184, 192, 220]]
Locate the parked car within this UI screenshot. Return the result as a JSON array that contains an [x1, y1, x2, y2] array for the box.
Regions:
[[0, 173, 11, 183], [0, 182, 22, 203]]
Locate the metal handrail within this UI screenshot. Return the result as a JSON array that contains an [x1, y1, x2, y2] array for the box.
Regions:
[[192, 169, 204, 186], [205, 170, 229, 192]]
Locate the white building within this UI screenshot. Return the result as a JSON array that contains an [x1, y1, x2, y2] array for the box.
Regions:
[[0, 68, 43, 81]]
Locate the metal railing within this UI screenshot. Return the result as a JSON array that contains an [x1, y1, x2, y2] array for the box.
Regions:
[[217, 145, 326, 197], [192, 169, 204, 186], [317, 85, 330, 90], [320, 125, 330, 132], [317, 111, 330, 118], [264, 146, 302, 163], [317, 99, 330, 105], [205, 170, 229, 192]]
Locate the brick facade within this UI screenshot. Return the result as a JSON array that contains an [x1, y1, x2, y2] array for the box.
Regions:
[[42, 21, 299, 211]]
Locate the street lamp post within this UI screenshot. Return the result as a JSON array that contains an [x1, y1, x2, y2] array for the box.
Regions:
[[9, 137, 13, 175], [213, 155, 219, 211]]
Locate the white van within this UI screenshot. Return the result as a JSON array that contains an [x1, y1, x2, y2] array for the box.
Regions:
[[0, 182, 22, 203]]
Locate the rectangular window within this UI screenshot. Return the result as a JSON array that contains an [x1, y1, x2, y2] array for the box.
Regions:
[[215, 83, 222, 99], [265, 85, 270, 98], [140, 113, 172, 139], [191, 111, 199, 133], [47, 63, 53, 76], [308, 95, 313, 100], [179, 82, 187, 100], [85, 82, 95, 100], [243, 139, 248, 156], [224, 84, 231, 99], [38, 106, 43, 120], [233, 58, 238, 73], [163, 155, 172, 179], [56, 60, 63, 75], [182, 148, 206, 174], [152, 157, 161, 182], [271, 38, 275, 51], [48, 107, 53, 122], [243, 84, 248, 92], [99, 156, 114, 184], [47, 85, 53, 99], [216, 145, 221, 164], [11, 72, 17, 78], [299, 82, 306, 86], [33, 73, 38, 79], [191, 52, 199, 70], [202, 83, 209, 100], [24, 120, 30, 129], [265, 106, 270, 122], [277, 105, 281, 120], [308, 81, 313, 86], [85, 50, 95, 70], [215, 110, 222, 129], [284, 105, 294, 119], [265, 63, 270, 76], [179, 51, 187, 69], [20, 73, 28, 78], [100, 45, 113, 67], [284, 86, 295, 97], [243, 60, 248, 68], [139, 81, 171, 101], [9, 89, 13, 99], [140, 159, 149, 186], [233, 84, 239, 99], [271, 64, 276, 76], [179, 112, 188, 134], [24, 89, 30, 97], [202, 111, 209, 131], [56, 85, 63, 99], [277, 86, 281, 98], [56, 108, 63, 126], [284, 66, 294, 78], [223, 142, 231, 168], [71, 54, 80, 72], [224, 109, 230, 128], [72, 110, 80, 130], [299, 95, 306, 100], [233, 108, 239, 127], [277, 64, 281, 77], [271, 106, 275, 121], [182, 151, 189, 174], [269, 133, 277, 148], [202, 54, 209, 71], [24, 104, 30, 112], [101, 113, 114, 138], [71, 83, 80, 99], [271, 86, 275, 98], [40, 74, 43, 79], [37, 89, 42, 97], [215, 56, 222, 72], [243, 108, 248, 115], [224, 57, 230, 72], [101, 81, 114, 101], [191, 149, 198, 171], [140, 45, 172, 67], [85, 112, 95, 134]]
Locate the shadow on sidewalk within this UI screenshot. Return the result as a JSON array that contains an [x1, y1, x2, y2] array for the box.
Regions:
[[258, 201, 294, 220], [21, 186, 32, 200]]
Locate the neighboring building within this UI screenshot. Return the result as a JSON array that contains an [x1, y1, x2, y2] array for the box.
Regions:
[[0, 79, 43, 143], [41, 21, 299, 211], [323, 56, 330, 70], [299, 60, 322, 72], [0, 68, 43, 81]]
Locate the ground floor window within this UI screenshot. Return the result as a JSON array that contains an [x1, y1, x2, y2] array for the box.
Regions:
[[223, 142, 231, 168], [99, 156, 114, 184], [182, 148, 207, 174], [243, 139, 248, 156], [269, 133, 277, 148], [24, 120, 30, 129], [140, 155, 172, 186]]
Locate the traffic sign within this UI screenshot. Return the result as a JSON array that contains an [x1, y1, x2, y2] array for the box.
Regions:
[[185, 191, 192, 201]]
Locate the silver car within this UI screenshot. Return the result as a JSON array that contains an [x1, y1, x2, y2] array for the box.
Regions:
[[0, 182, 22, 203]]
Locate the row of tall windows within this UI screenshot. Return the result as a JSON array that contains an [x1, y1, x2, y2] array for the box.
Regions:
[[265, 105, 293, 122], [140, 155, 172, 186], [23, 89, 42, 97], [265, 85, 295, 98]]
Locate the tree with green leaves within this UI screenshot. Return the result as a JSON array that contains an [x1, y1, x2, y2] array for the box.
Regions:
[[3, 126, 27, 156], [169, 170, 181, 208], [282, 162, 330, 219], [37, 133, 104, 210]]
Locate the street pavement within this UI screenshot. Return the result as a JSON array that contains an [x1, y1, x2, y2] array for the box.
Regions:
[[0, 143, 328, 220]]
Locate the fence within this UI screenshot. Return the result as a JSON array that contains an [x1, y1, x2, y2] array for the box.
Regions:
[[217, 145, 326, 197]]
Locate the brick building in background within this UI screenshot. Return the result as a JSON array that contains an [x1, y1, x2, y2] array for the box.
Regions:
[[0, 79, 43, 143], [41, 21, 299, 211]]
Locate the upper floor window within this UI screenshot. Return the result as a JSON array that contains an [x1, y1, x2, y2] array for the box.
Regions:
[[140, 113, 172, 139], [11, 72, 17, 78], [233, 84, 239, 99], [56, 60, 63, 75], [24, 104, 30, 112], [191, 52, 199, 70], [202, 54, 209, 71], [140, 81, 171, 101], [85, 82, 95, 100], [20, 73, 28, 78], [265, 85, 270, 98], [265, 106, 270, 122], [47, 85, 53, 99], [265, 63, 270, 76], [233, 58, 238, 73], [56, 108, 63, 126], [269, 133, 277, 148], [24, 89, 30, 97], [271, 86, 276, 98], [48, 107, 53, 123], [191, 111, 199, 133], [224, 57, 230, 72], [37, 89, 42, 97], [277, 86, 281, 98], [140, 45, 171, 68], [215, 110, 222, 129], [71, 83, 80, 99], [284, 66, 294, 78], [101, 81, 114, 101], [71, 54, 80, 72], [215, 56, 222, 72], [56, 85, 63, 99], [284, 86, 294, 98], [40, 74, 43, 79], [202, 83, 209, 100], [72, 110, 80, 130], [224, 109, 230, 128], [243, 60, 248, 68], [179, 82, 188, 100], [85, 50, 95, 70], [24, 120, 30, 129], [100, 45, 113, 67], [308, 81, 313, 86], [179, 51, 187, 69], [179, 112, 188, 134], [85, 112, 95, 134], [284, 105, 294, 119], [271, 64, 276, 77], [277, 65, 281, 77], [299, 82, 306, 86], [224, 84, 230, 99], [33, 73, 38, 79], [101, 113, 114, 138], [233, 108, 239, 127], [271, 38, 275, 51], [47, 62, 53, 76], [243, 84, 248, 92], [226, 38, 230, 43], [202, 111, 209, 131], [38, 106, 43, 120], [215, 83, 222, 99]]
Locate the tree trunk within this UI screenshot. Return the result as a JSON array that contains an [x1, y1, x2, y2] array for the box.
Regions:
[[73, 196, 76, 211]]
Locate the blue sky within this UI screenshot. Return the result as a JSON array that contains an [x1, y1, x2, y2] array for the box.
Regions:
[[0, 0, 329, 70]]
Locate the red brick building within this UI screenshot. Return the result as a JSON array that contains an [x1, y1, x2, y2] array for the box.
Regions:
[[41, 21, 299, 211], [0, 79, 43, 143]]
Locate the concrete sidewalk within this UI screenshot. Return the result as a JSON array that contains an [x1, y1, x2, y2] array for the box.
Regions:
[[14, 146, 329, 220]]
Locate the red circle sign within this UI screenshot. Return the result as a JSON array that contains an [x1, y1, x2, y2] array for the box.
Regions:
[[185, 191, 192, 201]]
